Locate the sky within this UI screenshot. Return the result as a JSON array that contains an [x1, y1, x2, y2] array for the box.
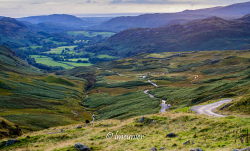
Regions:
[[0, 0, 249, 18]]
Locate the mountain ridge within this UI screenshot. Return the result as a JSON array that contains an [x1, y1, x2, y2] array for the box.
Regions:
[[18, 14, 85, 26], [0, 17, 73, 49], [0, 17, 28, 36], [91, 15, 250, 56], [90, 1, 250, 32]]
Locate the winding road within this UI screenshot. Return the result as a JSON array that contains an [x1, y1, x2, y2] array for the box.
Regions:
[[191, 99, 233, 117], [143, 77, 232, 116], [143, 90, 155, 98], [143, 79, 171, 113]]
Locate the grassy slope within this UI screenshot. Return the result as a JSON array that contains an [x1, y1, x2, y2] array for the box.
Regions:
[[0, 112, 249, 151], [0, 46, 91, 132], [218, 93, 250, 115], [0, 117, 22, 139]]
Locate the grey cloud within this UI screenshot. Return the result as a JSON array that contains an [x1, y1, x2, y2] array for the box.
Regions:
[[1, 0, 246, 5], [111, 0, 178, 4], [108, 0, 249, 5]]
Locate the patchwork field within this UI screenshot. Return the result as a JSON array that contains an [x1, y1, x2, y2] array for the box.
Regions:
[[68, 58, 89, 62], [67, 31, 115, 38], [97, 54, 118, 59], [42, 38, 68, 46], [30, 55, 92, 69], [45, 46, 77, 54]]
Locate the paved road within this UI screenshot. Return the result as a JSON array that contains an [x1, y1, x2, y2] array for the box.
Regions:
[[143, 90, 155, 98], [191, 99, 233, 117], [160, 100, 171, 113], [144, 80, 171, 113], [148, 80, 158, 87]]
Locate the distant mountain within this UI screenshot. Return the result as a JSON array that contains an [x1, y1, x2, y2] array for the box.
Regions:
[[25, 21, 80, 33], [18, 14, 84, 26], [91, 1, 250, 32], [18, 15, 113, 32], [80, 17, 113, 27], [240, 14, 250, 22], [0, 17, 71, 48], [182, 1, 250, 18], [93, 15, 250, 56], [90, 13, 207, 32], [0, 17, 28, 36], [0, 17, 34, 47]]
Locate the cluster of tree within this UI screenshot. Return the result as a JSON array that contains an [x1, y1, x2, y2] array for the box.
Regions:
[[88, 57, 114, 64]]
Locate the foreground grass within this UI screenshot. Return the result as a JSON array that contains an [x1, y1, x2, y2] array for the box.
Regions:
[[0, 112, 249, 151]]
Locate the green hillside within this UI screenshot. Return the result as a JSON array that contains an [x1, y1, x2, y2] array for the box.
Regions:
[[0, 48, 249, 151], [0, 112, 249, 151], [93, 15, 250, 57], [82, 50, 250, 119], [0, 46, 91, 133]]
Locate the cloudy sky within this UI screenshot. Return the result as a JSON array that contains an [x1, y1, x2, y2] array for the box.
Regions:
[[0, 0, 249, 17]]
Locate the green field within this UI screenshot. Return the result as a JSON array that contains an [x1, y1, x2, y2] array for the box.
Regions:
[[30, 45, 42, 49], [63, 62, 92, 67], [97, 54, 118, 59], [68, 58, 89, 62], [42, 38, 68, 46], [30, 55, 72, 69], [19, 45, 43, 51], [67, 30, 115, 38], [45, 46, 77, 54], [30, 55, 92, 69]]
